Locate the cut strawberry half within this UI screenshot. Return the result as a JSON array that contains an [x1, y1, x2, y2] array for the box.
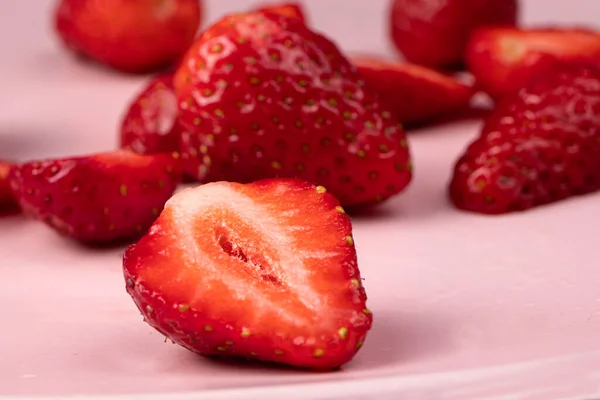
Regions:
[[10, 150, 183, 243], [123, 178, 372, 369], [254, 2, 307, 23], [352, 56, 475, 126], [467, 27, 600, 99], [0, 160, 19, 212]]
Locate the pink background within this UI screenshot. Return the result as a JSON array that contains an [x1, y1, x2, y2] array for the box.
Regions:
[[1, 1, 599, 399]]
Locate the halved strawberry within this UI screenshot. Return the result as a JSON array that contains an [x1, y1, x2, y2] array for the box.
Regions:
[[254, 2, 307, 24], [10, 150, 183, 242], [120, 75, 181, 154], [174, 12, 412, 208], [467, 27, 600, 99], [0, 160, 18, 212], [450, 65, 600, 214], [123, 178, 372, 369], [55, 0, 203, 73], [352, 56, 475, 126]]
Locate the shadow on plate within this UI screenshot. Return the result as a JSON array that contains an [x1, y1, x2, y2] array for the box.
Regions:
[[354, 310, 455, 369]]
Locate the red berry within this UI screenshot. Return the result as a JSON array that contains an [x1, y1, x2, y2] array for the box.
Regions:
[[254, 2, 307, 24], [10, 150, 183, 242], [450, 65, 600, 214], [352, 56, 474, 126], [174, 12, 412, 207], [0, 160, 18, 213], [123, 178, 372, 369], [55, 0, 203, 73], [467, 27, 600, 99], [389, 0, 518, 69], [120, 75, 181, 154]]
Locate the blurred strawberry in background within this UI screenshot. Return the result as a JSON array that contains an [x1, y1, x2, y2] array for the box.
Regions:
[[351, 56, 475, 126], [389, 0, 518, 70], [54, 0, 203, 73], [254, 2, 307, 24], [466, 27, 600, 99]]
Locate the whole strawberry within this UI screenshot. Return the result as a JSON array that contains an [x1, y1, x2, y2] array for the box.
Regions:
[[120, 75, 181, 154], [389, 0, 518, 69], [450, 65, 600, 214], [123, 178, 372, 369], [174, 12, 412, 207], [55, 0, 203, 73], [10, 150, 182, 242]]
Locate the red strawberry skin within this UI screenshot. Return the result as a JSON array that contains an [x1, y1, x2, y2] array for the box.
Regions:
[[450, 65, 600, 214], [174, 12, 412, 208], [389, 0, 518, 69], [352, 56, 474, 126], [55, 0, 203, 73], [123, 179, 372, 369], [467, 27, 600, 99], [0, 160, 19, 212], [10, 150, 183, 242], [255, 3, 307, 24], [120, 75, 181, 154]]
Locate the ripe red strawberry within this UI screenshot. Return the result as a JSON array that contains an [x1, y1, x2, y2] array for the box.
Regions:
[[174, 12, 412, 207], [352, 56, 474, 126], [0, 160, 18, 212], [254, 2, 307, 24], [123, 178, 372, 369], [54, 0, 203, 73], [120, 75, 181, 154], [466, 27, 600, 99], [10, 150, 183, 242], [449, 65, 600, 214], [389, 0, 518, 69]]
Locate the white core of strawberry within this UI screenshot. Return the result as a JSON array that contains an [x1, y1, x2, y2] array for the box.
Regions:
[[166, 182, 327, 325]]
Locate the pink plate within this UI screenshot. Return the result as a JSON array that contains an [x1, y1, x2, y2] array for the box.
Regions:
[[1, 1, 599, 399]]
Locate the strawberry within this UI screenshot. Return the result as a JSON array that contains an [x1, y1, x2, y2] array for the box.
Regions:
[[0, 160, 18, 212], [352, 56, 475, 126], [123, 178, 372, 369], [54, 0, 203, 73], [174, 12, 412, 208], [449, 65, 600, 214], [389, 0, 518, 69], [10, 150, 183, 242], [466, 27, 600, 99], [254, 2, 307, 24], [120, 75, 181, 154]]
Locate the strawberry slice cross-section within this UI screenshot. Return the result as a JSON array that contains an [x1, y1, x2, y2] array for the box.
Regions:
[[123, 178, 372, 369]]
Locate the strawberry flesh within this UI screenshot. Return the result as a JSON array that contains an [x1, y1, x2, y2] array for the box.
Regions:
[[174, 12, 412, 207], [450, 65, 600, 214], [467, 27, 600, 99], [55, 0, 203, 73], [389, 0, 518, 69], [10, 150, 183, 242], [352, 56, 474, 126], [120, 75, 181, 154], [123, 178, 372, 369]]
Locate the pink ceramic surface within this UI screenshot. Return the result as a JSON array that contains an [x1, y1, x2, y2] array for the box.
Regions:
[[1, 1, 600, 399]]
